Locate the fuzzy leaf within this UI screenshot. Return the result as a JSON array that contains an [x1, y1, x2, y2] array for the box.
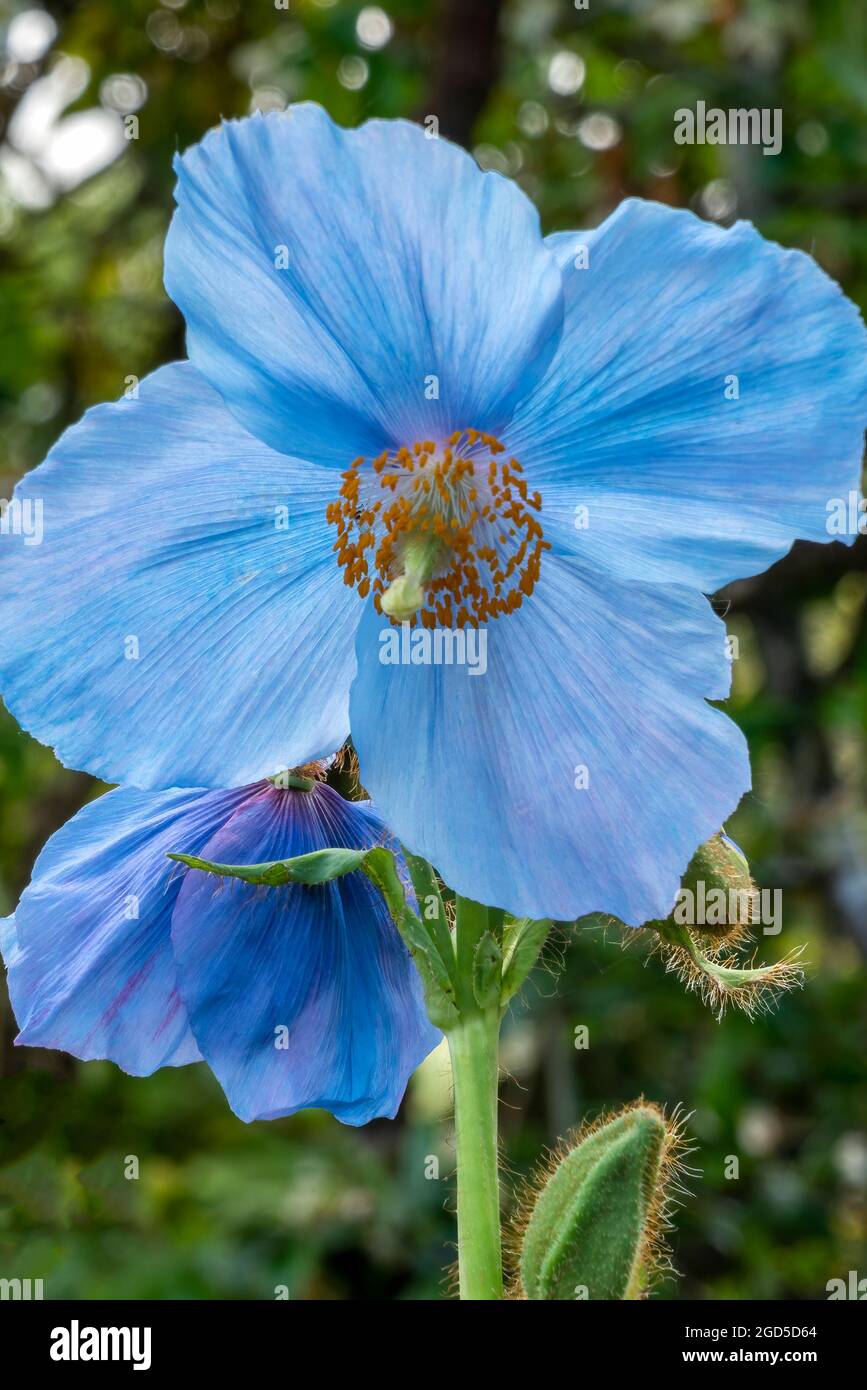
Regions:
[[472, 931, 503, 1009]]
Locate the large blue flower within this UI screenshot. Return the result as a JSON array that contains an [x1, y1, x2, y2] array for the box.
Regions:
[[0, 777, 439, 1123], [0, 105, 865, 923]]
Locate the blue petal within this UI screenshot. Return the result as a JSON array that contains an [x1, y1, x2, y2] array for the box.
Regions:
[[350, 555, 749, 925], [0, 362, 358, 788], [170, 783, 440, 1123], [2, 785, 254, 1073], [165, 105, 564, 466], [543, 228, 596, 270], [508, 200, 867, 592]]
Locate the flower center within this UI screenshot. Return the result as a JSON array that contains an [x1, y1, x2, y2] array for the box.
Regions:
[[326, 430, 548, 628]]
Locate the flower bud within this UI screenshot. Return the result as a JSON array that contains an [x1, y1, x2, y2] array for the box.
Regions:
[[678, 831, 755, 943], [651, 833, 804, 1018], [516, 1102, 687, 1300]]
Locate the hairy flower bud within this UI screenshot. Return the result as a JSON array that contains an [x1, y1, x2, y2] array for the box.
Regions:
[[514, 1102, 689, 1300], [649, 833, 805, 1019], [678, 831, 756, 943]]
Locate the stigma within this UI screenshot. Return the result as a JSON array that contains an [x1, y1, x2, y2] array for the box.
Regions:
[[325, 430, 549, 628]]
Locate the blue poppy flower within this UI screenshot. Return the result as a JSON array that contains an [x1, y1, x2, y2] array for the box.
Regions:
[[0, 776, 440, 1123], [0, 105, 865, 924]]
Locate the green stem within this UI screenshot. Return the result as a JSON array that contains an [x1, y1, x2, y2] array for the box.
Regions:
[[448, 897, 504, 1301]]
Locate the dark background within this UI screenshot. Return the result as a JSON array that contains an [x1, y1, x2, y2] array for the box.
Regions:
[[0, 0, 865, 1299]]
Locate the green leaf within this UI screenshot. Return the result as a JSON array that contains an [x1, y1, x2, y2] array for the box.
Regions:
[[519, 1104, 672, 1301], [400, 848, 455, 969], [363, 848, 459, 1028], [393, 912, 460, 1031], [472, 930, 503, 1009]]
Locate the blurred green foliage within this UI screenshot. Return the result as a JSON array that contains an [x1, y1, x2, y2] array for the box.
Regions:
[[1, 0, 866, 1299]]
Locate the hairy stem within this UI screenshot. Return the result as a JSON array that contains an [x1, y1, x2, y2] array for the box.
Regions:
[[448, 897, 503, 1300]]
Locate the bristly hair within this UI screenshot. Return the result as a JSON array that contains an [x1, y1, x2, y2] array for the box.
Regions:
[[647, 928, 806, 1022], [504, 1099, 697, 1300], [331, 742, 363, 796], [291, 758, 330, 782]]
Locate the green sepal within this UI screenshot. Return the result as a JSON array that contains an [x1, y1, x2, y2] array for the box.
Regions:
[[681, 832, 751, 900], [520, 1105, 669, 1301], [472, 931, 503, 1009], [500, 917, 552, 1007], [675, 832, 755, 940]]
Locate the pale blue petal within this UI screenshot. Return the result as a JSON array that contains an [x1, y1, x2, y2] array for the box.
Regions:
[[508, 200, 867, 592], [0, 362, 358, 788], [171, 783, 440, 1123], [165, 105, 564, 465], [350, 554, 749, 925], [543, 228, 596, 270]]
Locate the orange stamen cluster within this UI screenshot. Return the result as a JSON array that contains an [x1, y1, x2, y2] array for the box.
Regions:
[[325, 430, 549, 628]]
